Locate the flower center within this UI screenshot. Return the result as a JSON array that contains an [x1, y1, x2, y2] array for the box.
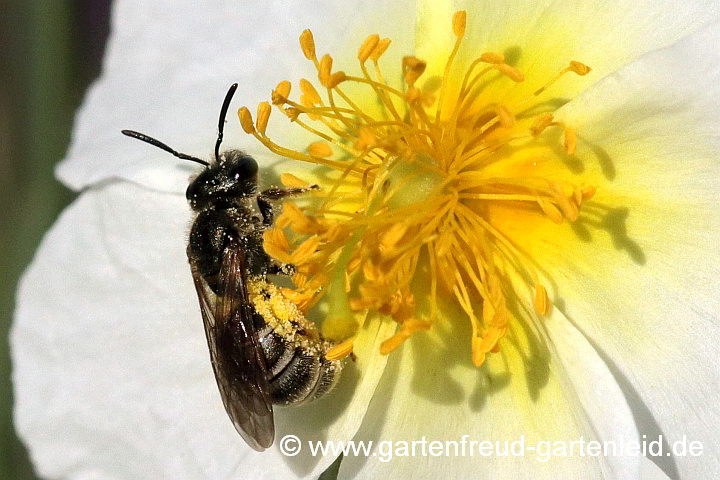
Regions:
[[238, 11, 595, 366]]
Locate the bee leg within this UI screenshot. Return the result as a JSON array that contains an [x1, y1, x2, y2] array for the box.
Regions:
[[266, 262, 296, 277], [257, 185, 319, 226], [259, 185, 319, 200], [256, 196, 275, 227]]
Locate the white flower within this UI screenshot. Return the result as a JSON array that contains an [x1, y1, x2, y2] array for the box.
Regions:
[[12, 1, 720, 479]]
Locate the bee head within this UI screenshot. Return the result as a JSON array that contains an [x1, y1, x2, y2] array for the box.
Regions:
[[185, 151, 259, 210]]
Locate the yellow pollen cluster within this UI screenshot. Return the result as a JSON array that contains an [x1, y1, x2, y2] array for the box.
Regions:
[[239, 11, 595, 366], [248, 278, 327, 355]]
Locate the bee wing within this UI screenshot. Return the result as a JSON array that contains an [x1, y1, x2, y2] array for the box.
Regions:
[[192, 247, 275, 451]]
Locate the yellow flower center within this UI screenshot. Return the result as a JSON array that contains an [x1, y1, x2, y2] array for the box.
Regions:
[[238, 11, 595, 366]]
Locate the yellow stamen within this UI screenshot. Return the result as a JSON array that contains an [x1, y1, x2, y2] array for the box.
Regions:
[[308, 141, 333, 157], [538, 198, 564, 225], [300, 78, 322, 104], [263, 229, 293, 264], [358, 34, 380, 64], [319, 54, 332, 84], [325, 339, 354, 360], [479, 52, 504, 64], [494, 63, 525, 82], [379, 318, 431, 355], [291, 235, 320, 266], [402, 56, 427, 86], [237, 107, 255, 134], [563, 124, 577, 154], [272, 81, 291, 105], [582, 185, 597, 201], [299, 29, 316, 61], [371, 38, 391, 62], [534, 284, 551, 315], [525, 61, 593, 104], [569, 60, 591, 76], [244, 11, 596, 366], [256, 102, 271, 135], [452, 10, 467, 37], [530, 113, 554, 136]]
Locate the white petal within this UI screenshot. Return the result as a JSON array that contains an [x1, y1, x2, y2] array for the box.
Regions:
[[528, 21, 720, 479], [11, 181, 390, 479], [336, 300, 638, 479], [57, 0, 417, 193], [641, 457, 674, 480], [543, 309, 639, 480]]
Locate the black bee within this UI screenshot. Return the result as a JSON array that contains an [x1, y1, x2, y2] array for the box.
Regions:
[[122, 84, 343, 451]]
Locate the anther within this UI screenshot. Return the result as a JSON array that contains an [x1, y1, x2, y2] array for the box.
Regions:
[[379, 223, 408, 254], [403, 56, 426, 70], [563, 125, 577, 154], [325, 339, 354, 361], [471, 337, 486, 366], [263, 231, 293, 264], [573, 187, 583, 206], [530, 113, 554, 135], [300, 79, 322, 104], [402, 56, 427, 85], [550, 183, 579, 221], [569, 61, 591, 76], [471, 327, 503, 367], [493, 104, 514, 127], [308, 141, 333, 157], [358, 34, 380, 64], [237, 107, 255, 134], [362, 260, 380, 282], [327, 71, 347, 88], [354, 127, 376, 150], [406, 87, 421, 103], [495, 63, 524, 82], [256, 102, 271, 135], [370, 38, 391, 62], [532, 62, 592, 98], [534, 284, 550, 315], [319, 54, 334, 87], [480, 52, 504, 64], [538, 198, 564, 224], [285, 107, 302, 121], [266, 228, 290, 252], [300, 29, 317, 61], [280, 173, 310, 188], [581, 185, 597, 201], [452, 10, 467, 37], [379, 319, 431, 355], [272, 81, 291, 105], [291, 235, 321, 265]]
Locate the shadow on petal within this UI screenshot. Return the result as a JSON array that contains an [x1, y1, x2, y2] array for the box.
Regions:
[[582, 135, 616, 180], [562, 315, 680, 480], [574, 204, 647, 266]]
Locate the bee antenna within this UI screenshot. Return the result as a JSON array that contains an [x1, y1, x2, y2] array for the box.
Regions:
[[121, 130, 210, 167], [215, 83, 238, 162]]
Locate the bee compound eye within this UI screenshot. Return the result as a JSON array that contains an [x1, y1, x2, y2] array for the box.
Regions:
[[229, 153, 258, 180], [186, 168, 211, 206]]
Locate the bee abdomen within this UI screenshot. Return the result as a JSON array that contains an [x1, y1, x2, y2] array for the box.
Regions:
[[257, 328, 342, 406]]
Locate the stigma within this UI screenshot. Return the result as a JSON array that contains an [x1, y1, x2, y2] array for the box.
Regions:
[[238, 11, 595, 366]]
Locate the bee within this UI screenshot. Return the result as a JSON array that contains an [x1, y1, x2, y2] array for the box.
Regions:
[[121, 84, 344, 451]]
